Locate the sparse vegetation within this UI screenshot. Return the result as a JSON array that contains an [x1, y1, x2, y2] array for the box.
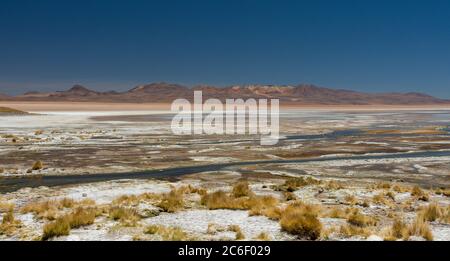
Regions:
[[384, 218, 408, 240], [145, 225, 191, 241], [158, 188, 185, 212], [21, 198, 95, 220], [108, 207, 140, 226], [201, 189, 278, 213], [232, 181, 253, 198], [273, 177, 321, 192], [228, 225, 245, 240], [2, 207, 15, 224], [279, 201, 322, 240], [31, 160, 44, 171], [418, 202, 449, 223], [407, 216, 433, 241], [322, 206, 349, 219], [41, 207, 97, 240], [347, 209, 377, 227], [411, 186, 429, 201], [42, 218, 71, 240], [0, 207, 22, 236], [283, 192, 297, 201], [339, 224, 372, 238], [255, 232, 271, 241], [325, 180, 344, 190]]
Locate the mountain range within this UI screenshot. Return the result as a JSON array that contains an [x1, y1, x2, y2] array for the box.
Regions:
[[1, 83, 449, 105]]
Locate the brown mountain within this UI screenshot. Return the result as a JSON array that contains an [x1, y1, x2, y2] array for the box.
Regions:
[[1, 83, 449, 105]]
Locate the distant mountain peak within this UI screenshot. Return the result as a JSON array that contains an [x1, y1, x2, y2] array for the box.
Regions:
[[66, 85, 96, 93], [1, 82, 448, 105]]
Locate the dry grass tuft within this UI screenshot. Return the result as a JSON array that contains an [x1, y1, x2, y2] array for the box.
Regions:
[[384, 218, 409, 240], [418, 202, 449, 223], [344, 195, 357, 205], [228, 225, 245, 240], [393, 184, 410, 193], [376, 182, 391, 190], [347, 209, 377, 227], [339, 224, 372, 238], [279, 201, 322, 240], [0, 198, 14, 212], [21, 198, 96, 220], [158, 188, 185, 213], [411, 186, 429, 201], [232, 181, 253, 198], [254, 232, 271, 241], [372, 193, 393, 206], [201, 190, 278, 214], [322, 206, 349, 219], [0, 207, 22, 236], [67, 208, 96, 228], [31, 160, 43, 170], [274, 177, 321, 192], [325, 180, 345, 190], [41, 207, 97, 240], [145, 225, 191, 241], [2, 207, 15, 224], [113, 193, 162, 206], [206, 223, 226, 235], [407, 217, 433, 241], [283, 192, 297, 201], [42, 219, 70, 240], [109, 207, 140, 226]]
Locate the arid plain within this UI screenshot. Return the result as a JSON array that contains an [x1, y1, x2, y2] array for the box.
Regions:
[[0, 102, 449, 241]]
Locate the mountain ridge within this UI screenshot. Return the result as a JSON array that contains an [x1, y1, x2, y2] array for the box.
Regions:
[[1, 83, 449, 105]]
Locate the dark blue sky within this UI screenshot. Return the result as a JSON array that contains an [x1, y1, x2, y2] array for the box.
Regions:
[[1, 0, 450, 97]]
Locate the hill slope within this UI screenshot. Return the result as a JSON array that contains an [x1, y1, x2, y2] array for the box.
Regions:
[[1, 83, 449, 105]]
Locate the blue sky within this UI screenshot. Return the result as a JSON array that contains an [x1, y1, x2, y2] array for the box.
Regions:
[[0, 0, 449, 97]]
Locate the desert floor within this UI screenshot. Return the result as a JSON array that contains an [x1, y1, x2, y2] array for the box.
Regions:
[[0, 102, 449, 241]]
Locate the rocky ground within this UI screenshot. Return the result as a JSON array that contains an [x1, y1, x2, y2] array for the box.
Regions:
[[0, 109, 449, 241]]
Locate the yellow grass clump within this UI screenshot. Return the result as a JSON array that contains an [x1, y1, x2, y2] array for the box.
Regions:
[[113, 193, 162, 206], [322, 206, 349, 219], [254, 232, 271, 241], [407, 217, 433, 241], [279, 201, 322, 240], [325, 180, 345, 190], [2, 207, 15, 224], [347, 209, 378, 227], [418, 202, 449, 223], [273, 177, 321, 192], [283, 192, 297, 201], [31, 160, 44, 170], [232, 181, 253, 198], [158, 188, 185, 213], [339, 224, 372, 238], [0, 207, 22, 236], [201, 190, 279, 215], [384, 218, 409, 240], [228, 225, 245, 240], [42, 219, 70, 240], [21, 198, 95, 220], [145, 225, 191, 241], [411, 186, 429, 201], [41, 207, 97, 240], [108, 207, 140, 226]]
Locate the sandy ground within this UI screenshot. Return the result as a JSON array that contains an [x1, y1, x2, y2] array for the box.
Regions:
[[0, 104, 449, 241]]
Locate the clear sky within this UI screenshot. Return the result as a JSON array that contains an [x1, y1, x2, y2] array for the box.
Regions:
[[0, 0, 449, 97]]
